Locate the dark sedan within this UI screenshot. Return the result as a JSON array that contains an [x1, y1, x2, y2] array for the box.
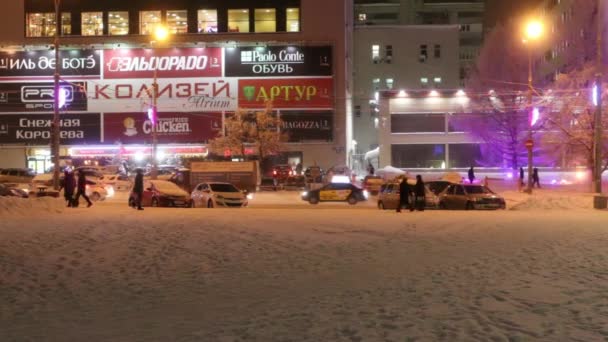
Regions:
[[301, 182, 368, 205]]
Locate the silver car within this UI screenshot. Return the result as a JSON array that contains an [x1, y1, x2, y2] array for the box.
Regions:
[[190, 182, 248, 208], [438, 184, 506, 210], [377, 182, 438, 210]]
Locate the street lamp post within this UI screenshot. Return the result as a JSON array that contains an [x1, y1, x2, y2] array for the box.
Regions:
[[593, 0, 603, 194], [523, 20, 543, 194], [51, 0, 61, 190], [149, 25, 169, 180]]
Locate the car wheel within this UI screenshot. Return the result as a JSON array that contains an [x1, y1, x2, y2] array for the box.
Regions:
[[90, 192, 101, 202], [151, 198, 159, 207], [439, 201, 447, 210], [378, 201, 385, 210], [347, 196, 357, 205], [309, 196, 319, 205], [466, 201, 474, 210], [207, 200, 214, 208]]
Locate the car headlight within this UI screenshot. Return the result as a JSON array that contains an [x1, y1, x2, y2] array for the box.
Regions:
[[363, 190, 369, 199], [301, 191, 308, 197], [246, 193, 254, 200]]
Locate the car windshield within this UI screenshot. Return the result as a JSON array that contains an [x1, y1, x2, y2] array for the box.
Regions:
[[210, 183, 240, 192], [464, 185, 492, 194]]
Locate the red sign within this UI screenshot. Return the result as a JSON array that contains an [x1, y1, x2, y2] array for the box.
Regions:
[[525, 139, 534, 148], [103, 48, 222, 79], [238, 78, 333, 109], [103, 112, 222, 144]]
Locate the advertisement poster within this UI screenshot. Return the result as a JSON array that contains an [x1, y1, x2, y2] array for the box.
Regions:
[[225, 46, 332, 77], [281, 112, 333, 142], [238, 78, 333, 109], [103, 48, 222, 79], [0, 50, 101, 78], [103, 112, 222, 144], [0, 81, 88, 112], [0, 113, 100, 144]]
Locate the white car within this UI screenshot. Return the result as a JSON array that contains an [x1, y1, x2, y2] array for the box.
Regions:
[[190, 182, 248, 208], [85, 179, 109, 202], [99, 174, 132, 192]]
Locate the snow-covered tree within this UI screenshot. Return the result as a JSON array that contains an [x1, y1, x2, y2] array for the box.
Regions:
[[209, 103, 287, 161]]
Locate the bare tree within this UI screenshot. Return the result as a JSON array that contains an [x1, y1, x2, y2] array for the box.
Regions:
[[209, 103, 288, 161]]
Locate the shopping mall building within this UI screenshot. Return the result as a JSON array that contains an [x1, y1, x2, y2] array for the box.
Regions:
[[0, 0, 353, 173]]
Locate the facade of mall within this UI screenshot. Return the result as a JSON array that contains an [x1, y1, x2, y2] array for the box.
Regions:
[[0, 0, 353, 173]]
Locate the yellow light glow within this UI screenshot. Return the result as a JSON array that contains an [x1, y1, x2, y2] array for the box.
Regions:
[[153, 25, 169, 41], [525, 20, 543, 40]]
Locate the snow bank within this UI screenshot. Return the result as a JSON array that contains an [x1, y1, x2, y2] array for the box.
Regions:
[[0, 196, 64, 217], [505, 190, 593, 210]]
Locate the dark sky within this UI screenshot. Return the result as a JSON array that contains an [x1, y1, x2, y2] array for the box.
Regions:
[[484, 0, 545, 29]]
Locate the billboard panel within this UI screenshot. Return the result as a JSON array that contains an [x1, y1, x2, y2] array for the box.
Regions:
[[0, 50, 100, 78], [281, 112, 333, 142], [103, 112, 222, 144], [238, 78, 333, 109], [0, 113, 100, 144], [103, 48, 222, 79], [0, 81, 87, 112], [225, 46, 332, 77]]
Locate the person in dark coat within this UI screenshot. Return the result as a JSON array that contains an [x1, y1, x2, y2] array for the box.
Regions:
[[133, 168, 144, 210], [63, 168, 76, 207], [368, 163, 375, 175], [412, 175, 426, 211], [73, 170, 93, 208], [519, 167, 525, 188], [468, 167, 475, 184], [396, 177, 410, 213], [532, 167, 541, 188]]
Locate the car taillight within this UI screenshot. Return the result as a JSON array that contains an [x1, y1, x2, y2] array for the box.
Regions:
[[273, 170, 277, 175]]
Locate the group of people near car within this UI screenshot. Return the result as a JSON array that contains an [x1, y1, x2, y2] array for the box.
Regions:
[[59, 168, 93, 208], [396, 174, 426, 212]]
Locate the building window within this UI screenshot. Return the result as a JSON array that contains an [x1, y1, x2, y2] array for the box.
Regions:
[[372, 78, 381, 90], [26, 13, 56, 37], [286, 8, 300, 32], [198, 9, 218, 33], [82, 12, 103, 36], [358, 13, 367, 21], [140, 11, 161, 35], [372, 44, 380, 63], [255, 8, 276, 32], [391, 144, 446, 168], [420, 77, 428, 84], [448, 144, 482, 168], [386, 78, 394, 89], [61, 13, 71, 35], [434, 77, 442, 84], [419, 44, 428, 62], [385, 45, 393, 63], [355, 105, 362, 118], [167, 10, 188, 34], [228, 9, 250, 33], [434, 44, 441, 58], [108, 11, 128, 35]]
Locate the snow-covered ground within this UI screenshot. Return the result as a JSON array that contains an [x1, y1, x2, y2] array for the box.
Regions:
[[1, 189, 607, 341]]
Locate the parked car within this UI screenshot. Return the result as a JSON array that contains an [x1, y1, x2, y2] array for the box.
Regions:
[[0, 168, 36, 184], [129, 179, 191, 208], [426, 180, 454, 196], [438, 184, 506, 210], [301, 182, 368, 205], [284, 175, 306, 190], [190, 182, 248, 208], [304, 166, 324, 183], [271, 164, 294, 184], [84, 179, 108, 202], [259, 177, 278, 191], [0, 183, 29, 198], [362, 175, 384, 195], [99, 174, 132, 191], [377, 182, 439, 210]]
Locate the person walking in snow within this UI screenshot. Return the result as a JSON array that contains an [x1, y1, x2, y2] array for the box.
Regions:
[[396, 177, 410, 213], [73, 170, 93, 208], [412, 175, 426, 211], [133, 168, 144, 210], [468, 166, 475, 184], [62, 168, 75, 207], [519, 167, 525, 189], [532, 167, 541, 188]]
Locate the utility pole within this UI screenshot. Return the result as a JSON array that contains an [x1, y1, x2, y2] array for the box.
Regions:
[[151, 68, 158, 180], [51, 0, 61, 190], [526, 46, 534, 194], [593, 0, 603, 194]]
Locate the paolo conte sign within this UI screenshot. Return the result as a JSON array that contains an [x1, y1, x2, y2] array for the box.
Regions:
[[225, 46, 332, 77]]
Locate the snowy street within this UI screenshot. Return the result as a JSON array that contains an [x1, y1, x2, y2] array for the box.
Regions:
[[1, 193, 608, 341]]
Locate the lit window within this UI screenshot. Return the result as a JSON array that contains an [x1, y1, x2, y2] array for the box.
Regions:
[[228, 9, 249, 33], [167, 10, 187, 34], [386, 78, 394, 89], [255, 9, 276, 32], [198, 9, 218, 33], [140, 11, 161, 35], [61, 13, 71, 35], [372, 78, 380, 90], [420, 77, 428, 84], [434, 77, 442, 83], [358, 13, 367, 21], [419, 44, 428, 62], [372, 44, 380, 62], [82, 12, 103, 36], [108, 11, 128, 35], [286, 8, 300, 32], [26, 13, 56, 37]]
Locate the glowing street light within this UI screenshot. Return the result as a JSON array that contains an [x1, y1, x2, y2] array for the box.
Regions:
[[524, 20, 543, 41]]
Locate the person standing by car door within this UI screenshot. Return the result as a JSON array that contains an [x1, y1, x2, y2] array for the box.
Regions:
[[133, 169, 144, 210], [396, 177, 410, 213], [413, 175, 426, 211], [73, 170, 93, 208]]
